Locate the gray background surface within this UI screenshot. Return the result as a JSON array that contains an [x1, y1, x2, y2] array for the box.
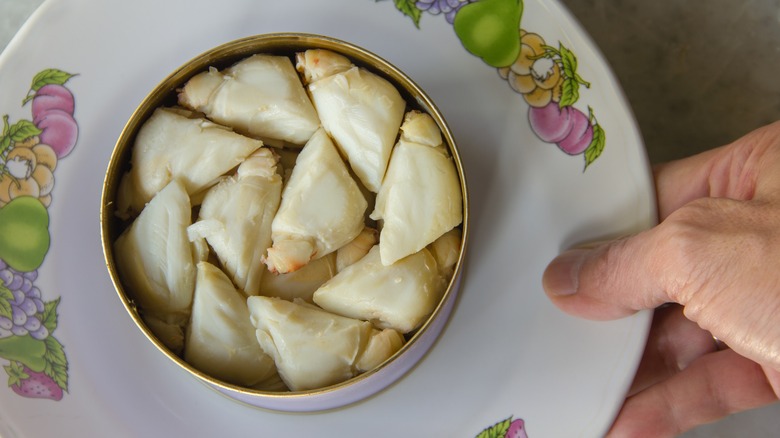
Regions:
[[1, 0, 779, 436]]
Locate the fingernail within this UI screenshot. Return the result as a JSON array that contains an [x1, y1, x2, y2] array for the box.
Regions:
[[543, 248, 589, 296]]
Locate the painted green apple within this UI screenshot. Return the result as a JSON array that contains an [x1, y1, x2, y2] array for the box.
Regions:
[[0, 196, 50, 272], [453, 0, 523, 68]]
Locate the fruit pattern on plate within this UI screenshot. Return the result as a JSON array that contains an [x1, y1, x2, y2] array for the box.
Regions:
[[394, 0, 606, 171], [0, 69, 77, 401]]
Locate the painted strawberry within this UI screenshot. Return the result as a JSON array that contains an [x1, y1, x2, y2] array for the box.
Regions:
[[476, 416, 529, 438], [5, 361, 63, 401], [506, 418, 528, 438]]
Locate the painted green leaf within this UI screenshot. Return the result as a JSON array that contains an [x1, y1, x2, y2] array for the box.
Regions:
[[559, 44, 578, 77], [23, 68, 76, 104], [8, 120, 42, 142], [0, 115, 11, 155], [394, 0, 422, 28], [41, 297, 60, 332], [4, 361, 28, 387], [584, 122, 606, 170], [43, 336, 68, 391], [44, 337, 66, 366], [475, 416, 512, 438], [0, 284, 13, 320], [559, 77, 580, 107], [28, 68, 75, 92], [0, 118, 42, 156], [556, 42, 591, 108], [558, 43, 580, 107]]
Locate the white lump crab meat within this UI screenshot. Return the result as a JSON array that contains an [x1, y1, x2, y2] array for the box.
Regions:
[[246, 296, 404, 391], [258, 227, 376, 303], [187, 148, 282, 296], [116, 107, 263, 218], [113, 178, 207, 348], [178, 54, 320, 147], [335, 226, 378, 272], [142, 312, 188, 355], [185, 262, 280, 388], [258, 253, 337, 303], [264, 128, 367, 274], [371, 110, 463, 266], [427, 228, 463, 279], [295, 49, 406, 193], [312, 245, 445, 334]]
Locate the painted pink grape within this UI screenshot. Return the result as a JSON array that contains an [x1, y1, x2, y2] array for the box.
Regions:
[[557, 106, 593, 155], [34, 109, 78, 159], [528, 102, 573, 143], [31, 84, 75, 120]]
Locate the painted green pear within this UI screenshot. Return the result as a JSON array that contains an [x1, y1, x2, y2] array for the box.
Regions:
[[0, 196, 50, 272], [0, 335, 47, 373], [453, 0, 523, 68]]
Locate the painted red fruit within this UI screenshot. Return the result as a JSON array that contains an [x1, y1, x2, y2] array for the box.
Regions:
[[34, 109, 78, 159], [557, 106, 593, 155], [528, 102, 573, 144], [506, 418, 528, 438], [10, 366, 63, 401], [31, 84, 75, 120]]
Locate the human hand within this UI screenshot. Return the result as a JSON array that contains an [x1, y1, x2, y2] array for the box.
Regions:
[[542, 121, 780, 437]]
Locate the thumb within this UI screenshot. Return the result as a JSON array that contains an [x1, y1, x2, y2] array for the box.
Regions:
[[543, 196, 780, 370], [539, 197, 740, 320], [542, 120, 780, 321], [542, 230, 673, 320]]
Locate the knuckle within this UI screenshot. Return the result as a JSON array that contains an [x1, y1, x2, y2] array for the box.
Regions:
[[654, 197, 775, 312], [652, 199, 722, 303]]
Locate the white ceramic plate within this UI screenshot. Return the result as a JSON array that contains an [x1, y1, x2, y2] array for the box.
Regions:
[[0, 0, 654, 436]]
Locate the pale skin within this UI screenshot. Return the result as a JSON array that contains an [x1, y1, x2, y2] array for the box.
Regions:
[[542, 121, 780, 437]]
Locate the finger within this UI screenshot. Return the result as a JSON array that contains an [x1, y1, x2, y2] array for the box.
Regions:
[[628, 305, 718, 396], [653, 146, 723, 219], [607, 349, 779, 438], [653, 120, 780, 219]]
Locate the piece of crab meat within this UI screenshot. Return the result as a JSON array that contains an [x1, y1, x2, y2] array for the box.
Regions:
[[335, 226, 378, 272], [296, 49, 406, 192], [264, 128, 367, 274], [371, 110, 463, 265], [258, 253, 338, 303], [141, 311, 188, 356], [189, 148, 282, 296], [115, 107, 263, 218], [427, 228, 462, 278], [259, 227, 376, 303], [246, 296, 404, 391], [114, 179, 202, 318], [312, 245, 445, 334], [354, 327, 405, 372], [178, 54, 320, 147], [295, 49, 353, 85], [185, 262, 279, 388]]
